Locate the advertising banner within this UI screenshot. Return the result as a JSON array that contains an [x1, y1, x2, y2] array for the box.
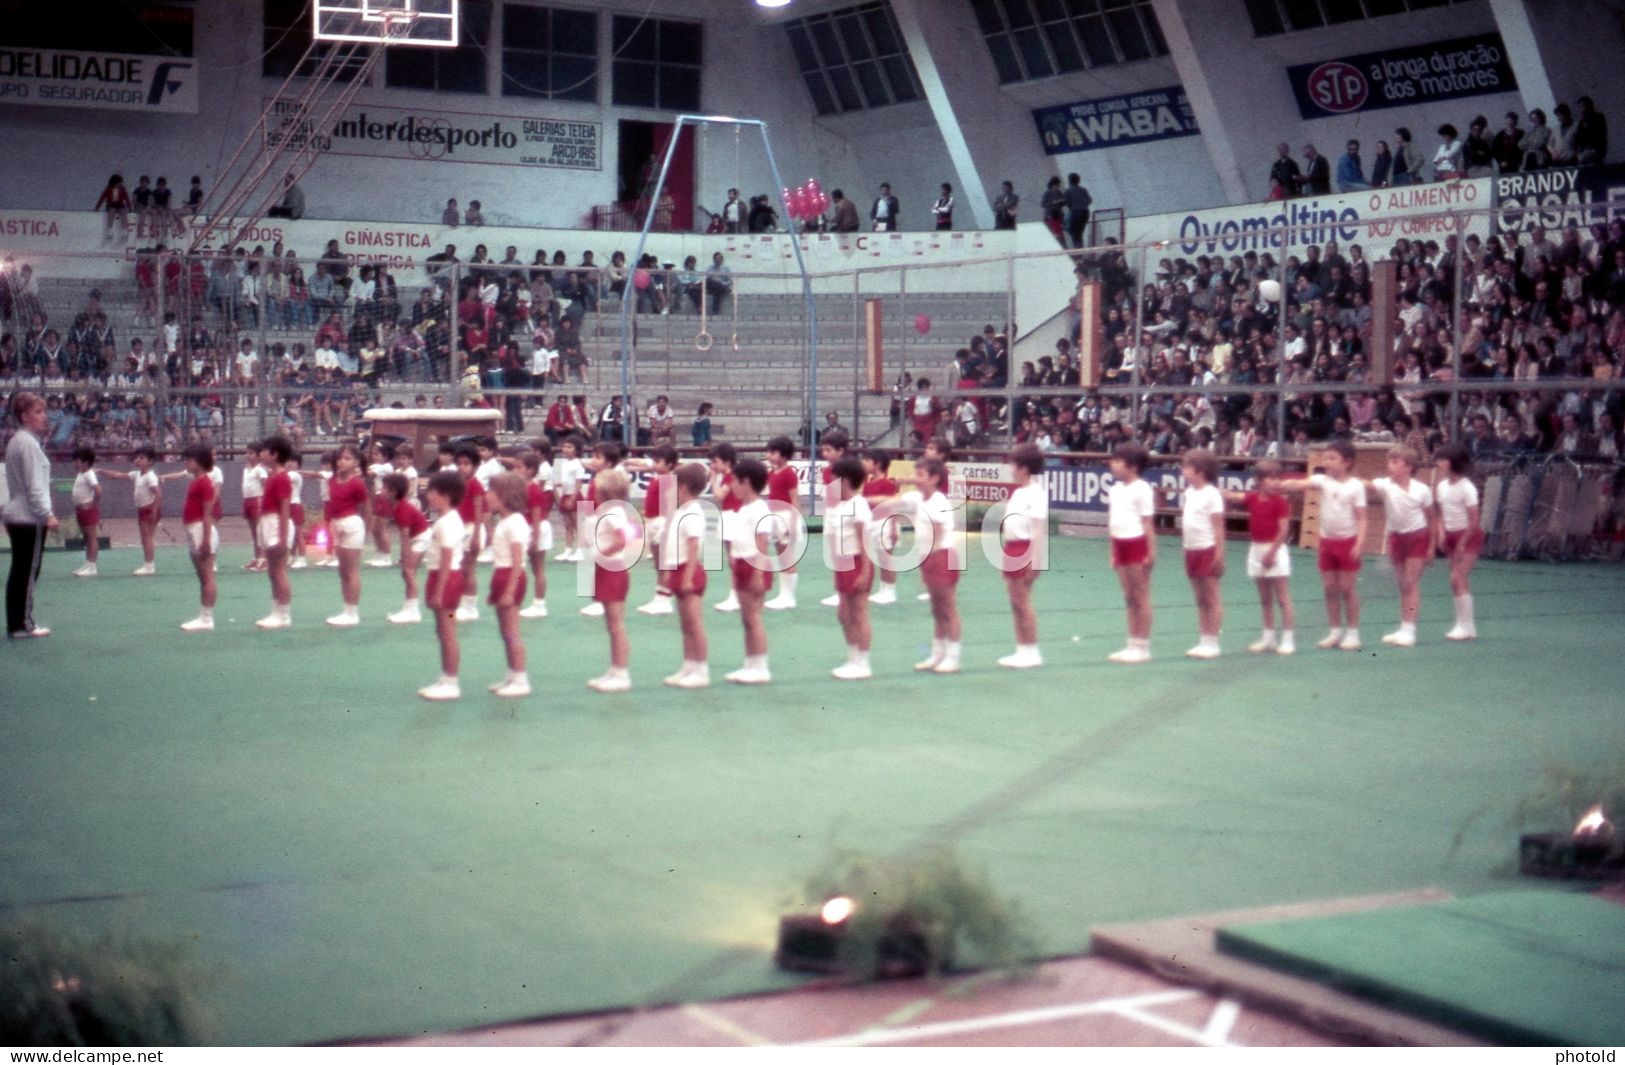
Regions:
[[0, 48, 196, 113], [1288, 34, 1516, 120], [1033, 86, 1199, 156], [263, 99, 601, 171], [1493, 165, 1625, 234]]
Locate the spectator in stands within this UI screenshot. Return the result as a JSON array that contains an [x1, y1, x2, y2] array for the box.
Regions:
[[871, 183, 899, 232], [1301, 145, 1330, 196], [1574, 96, 1608, 164], [441, 198, 459, 226], [1063, 172, 1092, 248], [1389, 127, 1421, 186], [931, 183, 955, 231], [465, 200, 485, 226], [182, 175, 204, 222], [747, 194, 777, 233], [646, 395, 676, 445], [94, 174, 131, 242], [557, 317, 586, 382], [1269, 143, 1302, 199], [830, 189, 860, 233], [597, 394, 628, 441], [1369, 141, 1393, 188], [721, 188, 744, 234], [1463, 116, 1495, 178], [992, 181, 1019, 229], [1336, 140, 1368, 193], [1521, 108, 1553, 170], [705, 253, 733, 315], [267, 174, 305, 219], [1492, 112, 1525, 174], [1433, 124, 1465, 180], [1551, 103, 1578, 165], [692, 401, 713, 447]]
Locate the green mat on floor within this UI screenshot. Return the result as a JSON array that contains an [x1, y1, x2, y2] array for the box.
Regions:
[[1217, 891, 1625, 1045], [3, 538, 1624, 1044]]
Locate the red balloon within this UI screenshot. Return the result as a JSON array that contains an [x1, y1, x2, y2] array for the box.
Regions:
[[807, 178, 822, 195], [914, 313, 932, 335], [633, 268, 651, 290]]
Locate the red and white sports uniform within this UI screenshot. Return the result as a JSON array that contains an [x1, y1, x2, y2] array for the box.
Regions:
[[592, 508, 633, 603], [242, 463, 267, 521], [1310, 473, 1366, 572], [532, 461, 554, 517], [825, 493, 874, 595], [1002, 481, 1048, 577], [1243, 491, 1292, 578], [664, 499, 708, 596], [643, 468, 668, 547], [1107, 479, 1154, 567], [288, 470, 305, 533], [394, 498, 431, 555], [551, 456, 584, 510], [258, 470, 293, 548], [183, 474, 218, 555], [72, 469, 100, 529], [766, 464, 800, 544], [1373, 476, 1433, 563], [863, 476, 901, 551], [487, 511, 532, 606], [426, 509, 467, 609], [727, 497, 775, 592], [525, 481, 554, 552], [915, 490, 958, 590], [325, 473, 369, 550], [208, 466, 224, 521], [1436, 476, 1482, 554], [132, 469, 160, 524], [1181, 483, 1224, 579]]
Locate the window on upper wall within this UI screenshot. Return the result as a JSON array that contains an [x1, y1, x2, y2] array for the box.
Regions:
[[501, 4, 598, 102], [265, 0, 367, 80], [972, 0, 1168, 84], [611, 15, 703, 111], [384, 0, 492, 92], [784, 2, 922, 116], [1244, 0, 1474, 36]]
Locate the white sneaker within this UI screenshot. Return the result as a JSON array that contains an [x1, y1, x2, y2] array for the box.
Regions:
[[519, 602, 549, 619], [180, 616, 214, 633], [714, 595, 740, 613], [1108, 646, 1150, 664], [554, 550, 576, 562], [673, 666, 710, 689], [387, 608, 421, 625], [998, 649, 1044, 669], [1185, 642, 1220, 660], [132, 563, 155, 576], [636, 597, 674, 616], [764, 595, 797, 612], [564, 549, 584, 563], [1381, 629, 1416, 647], [931, 657, 961, 675], [832, 661, 873, 680], [493, 678, 532, 698], [1277, 638, 1296, 656], [477, 549, 494, 564], [454, 605, 480, 622], [1247, 636, 1278, 654], [916, 592, 932, 601], [1338, 633, 1363, 652], [587, 671, 632, 693], [580, 601, 605, 617], [820, 593, 840, 607], [869, 586, 897, 605], [289, 557, 309, 570], [418, 679, 461, 701], [1316, 631, 1343, 650], [1444, 625, 1475, 641], [914, 652, 944, 672], [72, 564, 96, 577], [256, 613, 290, 630], [319, 557, 340, 568], [367, 557, 394, 568], [724, 665, 771, 685], [326, 613, 359, 628]]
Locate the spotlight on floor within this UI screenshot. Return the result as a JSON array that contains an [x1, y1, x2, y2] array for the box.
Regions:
[[1520, 803, 1624, 879], [775, 896, 937, 978]]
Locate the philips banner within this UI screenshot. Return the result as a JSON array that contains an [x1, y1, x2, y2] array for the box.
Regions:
[[1288, 34, 1517, 120], [0, 48, 196, 113], [1033, 86, 1199, 156], [1494, 165, 1625, 234]]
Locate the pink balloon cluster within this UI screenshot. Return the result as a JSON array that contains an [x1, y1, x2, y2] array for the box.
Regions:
[[782, 178, 830, 222]]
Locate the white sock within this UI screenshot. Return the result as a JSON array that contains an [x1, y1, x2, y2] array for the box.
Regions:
[[403, 598, 419, 611], [1134, 637, 1149, 651], [783, 573, 798, 597], [749, 654, 769, 671], [460, 595, 476, 610], [1200, 634, 1218, 649], [944, 641, 961, 659], [930, 638, 944, 659], [439, 673, 457, 686], [1326, 626, 1344, 640], [344, 603, 359, 620], [275, 603, 290, 621], [1345, 627, 1360, 643], [1280, 629, 1294, 643], [853, 648, 870, 668], [1455, 595, 1473, 625], [1400, 621, 1416, 637], [200, 607, 214, 622], [1019, 643, 1039, 656]]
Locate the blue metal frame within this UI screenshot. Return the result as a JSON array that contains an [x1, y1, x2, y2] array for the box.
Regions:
[[616, 114, 821, 511]]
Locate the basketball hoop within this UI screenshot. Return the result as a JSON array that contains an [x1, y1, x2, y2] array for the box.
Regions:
[[380, 11, 416, 43], [313, 0, 457, 47]]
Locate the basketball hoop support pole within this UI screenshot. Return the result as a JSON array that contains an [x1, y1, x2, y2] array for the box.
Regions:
[[617, 115, 820, 507]]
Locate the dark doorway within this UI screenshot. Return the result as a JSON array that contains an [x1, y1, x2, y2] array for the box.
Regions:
[[617, 119, 694, 232]]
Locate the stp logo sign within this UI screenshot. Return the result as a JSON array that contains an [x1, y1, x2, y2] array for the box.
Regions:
[[1306, 61, 1368, 113]]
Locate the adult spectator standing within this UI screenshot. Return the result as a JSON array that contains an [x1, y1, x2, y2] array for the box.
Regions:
[[931, 183, 955, 231], [1040, 176, 1065, 243], [871, 183, 899, 232], [1433, 124, 1465, 181], [1269, 143, 1302, 198], [747, 195, 778, 233], [1370, 141, 1394, 188], [1391, 127, 1423, 186], [1492, 112, 1525, 175], [5, 392, 58, 638], [830, 189, 860, 233], [1463, 116, 1495, 178], [1550, 104, 1577, 165], [1521, 109, 1553, 170], [1336, 140, 1368, 192], [1302, 145, 1331, 195], [267, 174, 305, 219], [720, 188, 745, 234], [1063, 172, 1092, 248], [992, 181, 1019, 229], [465, 200, 486, 226], [1574, 96, 1608, 164], [441, 199, 460, 226]]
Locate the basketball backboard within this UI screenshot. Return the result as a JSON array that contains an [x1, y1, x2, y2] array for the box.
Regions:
[[313, 0, 460, 47]]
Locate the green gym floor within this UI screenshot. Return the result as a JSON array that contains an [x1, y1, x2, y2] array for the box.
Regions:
[[1, 536, 1621, 1045]]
